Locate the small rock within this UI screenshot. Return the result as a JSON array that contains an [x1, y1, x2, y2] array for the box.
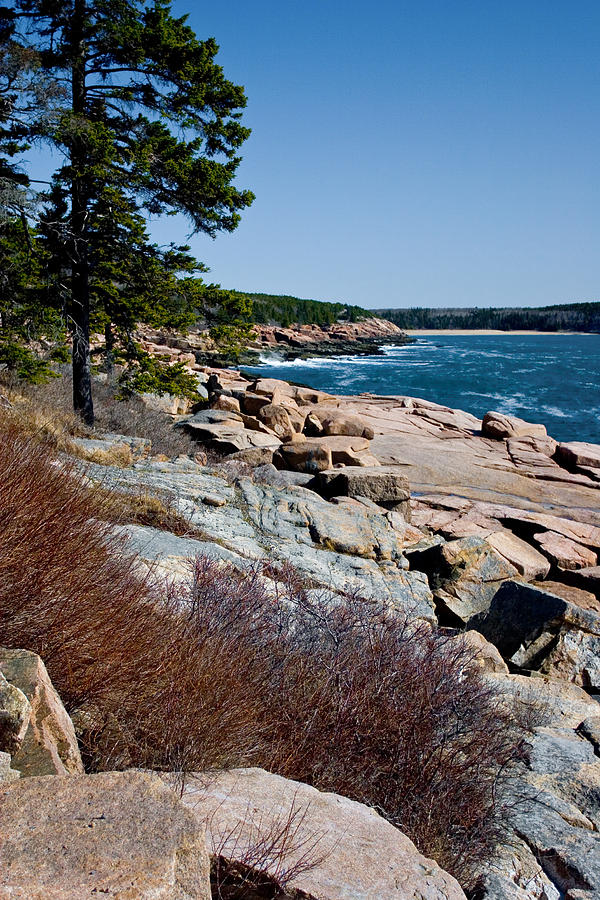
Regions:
[[482, 410, 547, 440]]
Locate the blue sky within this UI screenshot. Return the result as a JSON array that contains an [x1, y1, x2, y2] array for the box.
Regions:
[[161, 0, 599, 308], [26, 1, 600, 308]]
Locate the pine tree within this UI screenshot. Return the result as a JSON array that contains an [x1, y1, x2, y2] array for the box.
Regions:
[[1, 0, 253, 423]]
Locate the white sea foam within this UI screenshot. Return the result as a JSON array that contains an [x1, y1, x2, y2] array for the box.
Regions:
[[542, 406, 571, 418]]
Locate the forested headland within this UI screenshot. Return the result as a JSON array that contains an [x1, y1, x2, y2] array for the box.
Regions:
[[239, 292, 374, 327]]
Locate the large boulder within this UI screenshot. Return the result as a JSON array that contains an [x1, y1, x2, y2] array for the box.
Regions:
[[412, 536, 518, 625], [0, 649, 83, 777], [308, 407, 375, 439], [179, 768, 466, 900], [486, 530, 551, 581], [280, 436, 373, 471], [179, 407, 243, 426], [211, 393, 241, 414], [317, 465, 411, 516], [278, 441, 333, 473], [481, 411, 547, 441], [476, 580, 600, 687], [0, 771, 211, 899], [556, 440, 600, 470], [240, 391, 271, 415], [258, 402, 305, 440], [251, 377, 296, 398]]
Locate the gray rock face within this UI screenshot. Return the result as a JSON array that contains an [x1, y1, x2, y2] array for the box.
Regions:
[[477, 674, 600, 900], [0, 649, 83, 777], [178, 767, 466, 900], [0, 771, 211, 899], [90, 458, 436, 621], [476, 581, 600, 688]]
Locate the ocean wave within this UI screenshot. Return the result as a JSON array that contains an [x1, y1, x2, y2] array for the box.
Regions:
[[542, 406, 572, 419]]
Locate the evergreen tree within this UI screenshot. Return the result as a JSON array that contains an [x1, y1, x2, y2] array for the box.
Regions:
[[1, 0, 253, 423]]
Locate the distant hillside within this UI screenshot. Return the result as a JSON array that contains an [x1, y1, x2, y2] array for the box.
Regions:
[[375, 301, 600, 332], [239, 292, 375, 328]]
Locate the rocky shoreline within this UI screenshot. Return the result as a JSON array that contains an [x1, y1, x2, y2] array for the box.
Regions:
[[137, 315, 411, 368], [2, 363, 600, 899]]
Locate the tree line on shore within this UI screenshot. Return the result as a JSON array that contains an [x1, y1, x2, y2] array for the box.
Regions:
[[244, 292, 373, 327], [376, 301, 600, 332]]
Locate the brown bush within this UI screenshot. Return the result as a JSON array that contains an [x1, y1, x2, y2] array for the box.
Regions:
[[0, 417, 273, 776], [263, 595, 525, 884], [0, 413, 526, 888]]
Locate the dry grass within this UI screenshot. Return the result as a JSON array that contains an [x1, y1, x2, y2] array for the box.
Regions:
[[68, 442, 135, 467], [94, 484, 225, 541], [209, 797, 327, 900], [0, 412, 528, 890], [4, 369, 196, 457]]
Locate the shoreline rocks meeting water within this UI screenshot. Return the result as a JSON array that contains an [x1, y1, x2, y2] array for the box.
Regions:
[[2, 361, 600, 899]]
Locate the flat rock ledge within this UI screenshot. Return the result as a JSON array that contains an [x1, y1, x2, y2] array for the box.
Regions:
[[0, 770, 211, 899]]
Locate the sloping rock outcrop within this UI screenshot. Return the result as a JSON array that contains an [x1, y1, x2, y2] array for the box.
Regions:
[[89, 457, 436, 621], [178, 767, 467, 900]]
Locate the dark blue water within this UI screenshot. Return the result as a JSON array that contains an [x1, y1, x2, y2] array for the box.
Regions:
[[245, 334, 600, 444]]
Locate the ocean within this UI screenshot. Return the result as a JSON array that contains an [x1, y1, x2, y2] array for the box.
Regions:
[[244, 333, 600, 444]]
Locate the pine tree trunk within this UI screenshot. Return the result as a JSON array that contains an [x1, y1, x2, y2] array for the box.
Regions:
[[70, 0, 94, 425]]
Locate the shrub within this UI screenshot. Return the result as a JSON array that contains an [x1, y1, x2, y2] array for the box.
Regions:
[[0, 413, 526, 888]]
